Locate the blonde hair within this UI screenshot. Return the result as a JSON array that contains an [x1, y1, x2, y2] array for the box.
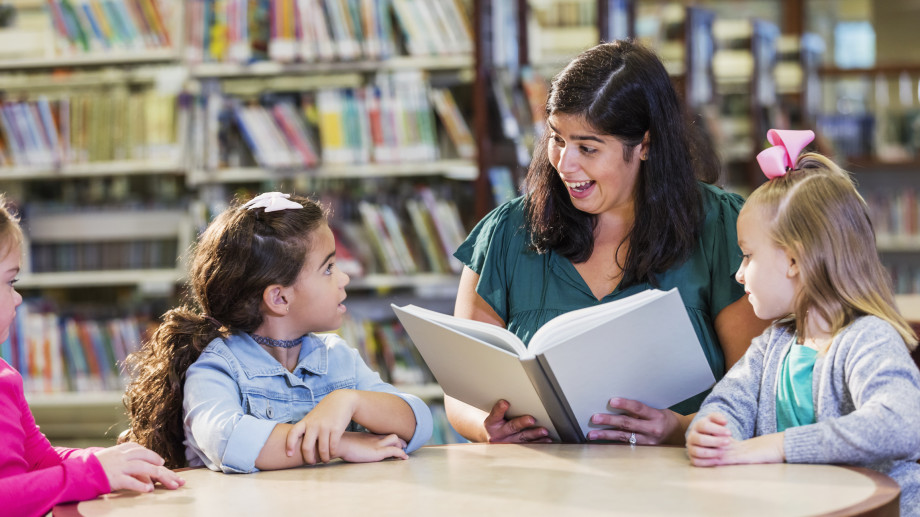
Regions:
[[0, 195, 23, 261], [742, 153, 916, 350]]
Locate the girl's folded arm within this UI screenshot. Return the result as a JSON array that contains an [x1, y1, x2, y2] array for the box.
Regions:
[[348, 346, 433, 450]]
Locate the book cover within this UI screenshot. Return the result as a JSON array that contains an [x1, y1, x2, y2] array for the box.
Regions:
[[392, 288, 716, 443]]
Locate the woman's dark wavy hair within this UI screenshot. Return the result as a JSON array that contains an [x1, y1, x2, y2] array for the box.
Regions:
[[526, 40, 715, 287], [123, 194, 328, 468]]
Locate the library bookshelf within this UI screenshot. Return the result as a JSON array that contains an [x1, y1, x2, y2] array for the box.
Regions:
[[0, 0, 484, 446]]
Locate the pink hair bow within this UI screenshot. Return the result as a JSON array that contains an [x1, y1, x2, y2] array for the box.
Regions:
[[755, 129, 815, 179], [242, 192, 303, 212]]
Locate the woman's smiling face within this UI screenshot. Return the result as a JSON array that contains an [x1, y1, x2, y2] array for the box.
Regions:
[[546, 112, 645, 217]]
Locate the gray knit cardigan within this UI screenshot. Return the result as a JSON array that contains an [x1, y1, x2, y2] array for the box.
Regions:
[[690, 316, 920, 516]]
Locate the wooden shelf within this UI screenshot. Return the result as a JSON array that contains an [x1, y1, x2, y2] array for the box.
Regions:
[[189, 55, 473, 78], [26, 391, 127, 446], [876, 235, 920, 253], [844, 159, 920, 172], [0, 49, 179, 71], [393, 383, 444, 401], [349, 273, 459, 293], [0, 160, 184, 180], [819, 64, 920, 77], [17, 268, 185, 289], [0, 68, 164, 90], [896, 294, 920, 323], [25, 390, 124, 408], [187, 160, 478, 185], [27, 209, 189, 242]]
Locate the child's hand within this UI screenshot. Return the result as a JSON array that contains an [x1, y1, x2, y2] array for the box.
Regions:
[[686, 413, 734, 467], [687, 414, 786, 467], [94, 442, 185, 493], [337, 432, 409, 463], [286, 389, 358, 464]]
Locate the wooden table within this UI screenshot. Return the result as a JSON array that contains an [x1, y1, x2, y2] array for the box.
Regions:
[[54, 443, 900, 516]]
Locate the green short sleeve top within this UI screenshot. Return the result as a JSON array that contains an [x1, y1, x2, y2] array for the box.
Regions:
[[453, 182, 746, 414]]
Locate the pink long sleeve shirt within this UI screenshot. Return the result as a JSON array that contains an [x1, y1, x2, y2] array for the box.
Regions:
[[0, 359, 110, 517]]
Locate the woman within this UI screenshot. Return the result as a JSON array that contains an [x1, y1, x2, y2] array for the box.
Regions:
[[448, 40, 767, 445]]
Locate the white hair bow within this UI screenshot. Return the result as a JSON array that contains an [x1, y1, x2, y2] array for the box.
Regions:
[[241, 192, 304, 213]]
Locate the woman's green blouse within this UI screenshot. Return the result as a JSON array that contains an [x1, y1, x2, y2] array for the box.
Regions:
[[453, 182, 746, 414]]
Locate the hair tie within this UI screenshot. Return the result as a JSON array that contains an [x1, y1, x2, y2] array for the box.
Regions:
[[241, 192, 304, 212], [755, 129, 815, 179], [203, 315, 225, 329]]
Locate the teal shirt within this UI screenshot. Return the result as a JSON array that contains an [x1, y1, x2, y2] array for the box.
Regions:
[[775, 342, 818, 432], [454, 182, 746, 414]]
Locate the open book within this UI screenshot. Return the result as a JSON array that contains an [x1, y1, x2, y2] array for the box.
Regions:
[[392, 288, 716, 443]]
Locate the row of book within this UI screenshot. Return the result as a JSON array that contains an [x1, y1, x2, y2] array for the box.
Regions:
[[28, 239, 179, 273], [337, 314, 433, 386], [0, 91, 180, 169], [185, 76, 473, 171], [334, 186, 466, 276], [886, 260, 920, 295], [314, 74, 441, 165], [865, 188, 920, 244], [46, 0, 172, 55], [816, 114, 875, 160], [184, 0, 472, 64], [0, 305, 147, 393]]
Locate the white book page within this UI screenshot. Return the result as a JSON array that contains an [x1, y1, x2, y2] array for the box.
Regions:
[[529, 289, 668, 355], [394, 304, 530, 357]]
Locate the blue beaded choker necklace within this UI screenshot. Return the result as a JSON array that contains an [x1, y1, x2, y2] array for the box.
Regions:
[[250, 333, 305, 349]]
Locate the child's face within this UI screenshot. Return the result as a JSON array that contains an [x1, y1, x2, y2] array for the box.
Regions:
[[735, 208, 798, 321], [287, 224, 350, 333], [0, 243, 22, 343]]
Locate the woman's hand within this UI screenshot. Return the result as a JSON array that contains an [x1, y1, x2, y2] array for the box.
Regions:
[[94, 442, 185, 493], [285, 390, 358, 464], [483, 400, 553, 443], [337, 432, 409, 463], [587, 398, 684, 445]]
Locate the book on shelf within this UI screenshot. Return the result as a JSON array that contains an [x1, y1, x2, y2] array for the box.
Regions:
[[417, 186, 464, 274], [29, 239, 179, 273], [391, 0, 472, 57], [0, 91, 180, 169], [185, 0, 403, 64], [336, 315, 435, 386], [392, 288, 716, 443], [45, 0, 172, 55], [429, 87, 475, 160], [1, 304, 145, 394]]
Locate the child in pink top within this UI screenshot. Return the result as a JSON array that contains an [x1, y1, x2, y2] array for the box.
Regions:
[[0, 198, 184, 517]]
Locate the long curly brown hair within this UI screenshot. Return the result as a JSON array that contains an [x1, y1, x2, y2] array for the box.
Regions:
[[123, 194, 328, 468]]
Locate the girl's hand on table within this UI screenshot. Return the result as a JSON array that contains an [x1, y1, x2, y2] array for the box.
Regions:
[[95, 442, 185, 492]]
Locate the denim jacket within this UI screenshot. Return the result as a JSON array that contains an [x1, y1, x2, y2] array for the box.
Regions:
[[183, 332, 433, 473]]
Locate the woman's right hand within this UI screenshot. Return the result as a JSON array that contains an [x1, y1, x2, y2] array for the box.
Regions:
[[94, 442, 185, 493], [483, 400, 553, 443], [337, 432, 409, 463]]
